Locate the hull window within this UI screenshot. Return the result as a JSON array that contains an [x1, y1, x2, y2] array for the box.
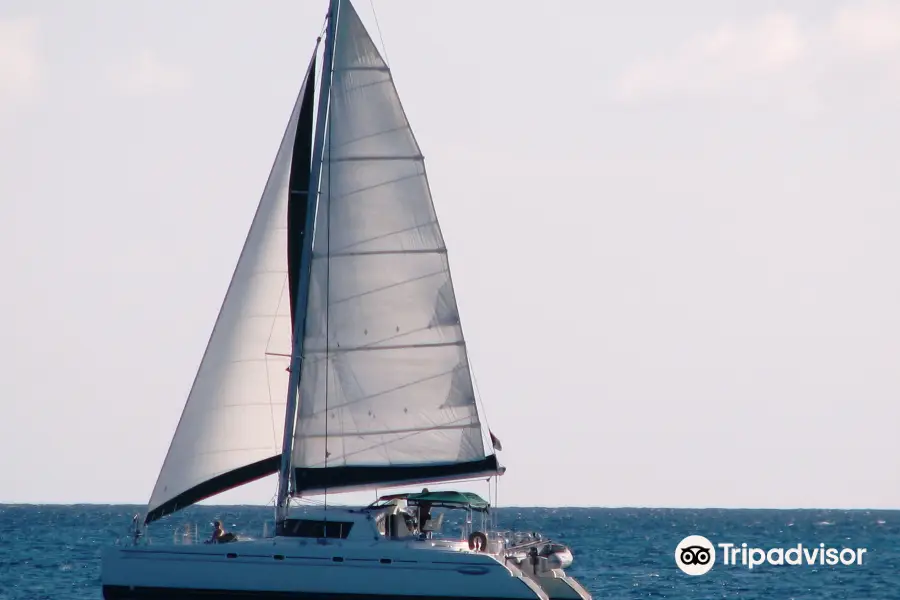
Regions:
[[276, 519, 354, 539]]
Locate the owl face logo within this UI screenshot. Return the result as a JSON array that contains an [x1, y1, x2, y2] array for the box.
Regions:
[[675, 535, 716, 575], [680, 545, 712, 565]]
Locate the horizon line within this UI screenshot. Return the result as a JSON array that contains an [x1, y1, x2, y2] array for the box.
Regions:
[[1, 502, 898, 511]]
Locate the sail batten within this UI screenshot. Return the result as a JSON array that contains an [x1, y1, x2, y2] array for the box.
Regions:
[[289, 0, 498, 495]]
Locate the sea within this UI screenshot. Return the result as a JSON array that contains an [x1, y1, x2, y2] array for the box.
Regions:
[[0, 505, 897, 599]]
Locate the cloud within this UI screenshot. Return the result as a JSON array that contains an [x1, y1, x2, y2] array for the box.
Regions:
[[0, 17, 40, 108], [612, 1, 900, 114], [831, 1, 900, 57], [114, 50, 189, 96]]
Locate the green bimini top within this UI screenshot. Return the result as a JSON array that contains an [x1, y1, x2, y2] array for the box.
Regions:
[[376, 490, 491, 512]]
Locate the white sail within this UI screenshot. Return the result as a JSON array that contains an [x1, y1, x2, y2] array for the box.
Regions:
[[291, 0, 493, 494], [145, 63, 316, 521]]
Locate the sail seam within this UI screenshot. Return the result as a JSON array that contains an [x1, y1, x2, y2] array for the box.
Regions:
[[325, 123, 412, 153], [300, 321, 458, 356], [303, 426, 475, 467], [299, 423, 480, 439], [326, 268, 447, 306], [328, 248, 446, 257], [331, 155, 423, 162], [294, 365, 465, 415], [305, 341, 463, 353], [313, 220, 437, 253], [327, 172, 422, 203], [333, 66, 391, 72]]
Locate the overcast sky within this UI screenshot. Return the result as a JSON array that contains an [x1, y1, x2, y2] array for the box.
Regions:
[[2, 0, 899, 510]]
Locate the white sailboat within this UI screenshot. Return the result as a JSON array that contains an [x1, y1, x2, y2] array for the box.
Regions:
[[101, 1, 592, 599]]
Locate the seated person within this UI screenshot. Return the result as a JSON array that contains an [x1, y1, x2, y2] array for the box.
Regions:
[[402, 510, 416, 533], [209, 520, 236, 543]]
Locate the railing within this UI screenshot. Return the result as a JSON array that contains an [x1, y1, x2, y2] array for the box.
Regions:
[[114, 515, 273, 547], [491, 530, 545, 551]]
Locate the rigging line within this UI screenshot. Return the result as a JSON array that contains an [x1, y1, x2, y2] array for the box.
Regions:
[[494, 474, 499, 529], [323, 20, 335, 518], [487, 477, 492, 532], [368, 0, 390, 67], [468, 355, 495, 449]]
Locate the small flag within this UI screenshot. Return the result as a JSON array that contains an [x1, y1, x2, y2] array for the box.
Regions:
[[490, 430, 503, 451]]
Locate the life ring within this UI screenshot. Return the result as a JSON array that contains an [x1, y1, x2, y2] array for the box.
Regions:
[[468, 531, 488, 552]]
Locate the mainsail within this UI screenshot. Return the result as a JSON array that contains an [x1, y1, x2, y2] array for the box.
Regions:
[[144, 52, 318, 525], [290, 0, 499, 496]]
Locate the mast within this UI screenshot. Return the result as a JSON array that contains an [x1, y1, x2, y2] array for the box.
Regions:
[[276, 0, 340, 522]]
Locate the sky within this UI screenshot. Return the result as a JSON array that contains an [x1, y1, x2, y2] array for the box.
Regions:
[[2, 0, 899, 510]]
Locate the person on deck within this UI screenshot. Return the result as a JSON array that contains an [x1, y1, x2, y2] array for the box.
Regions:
[[418, 488, 433, 532], [210, 520, 227, 543]]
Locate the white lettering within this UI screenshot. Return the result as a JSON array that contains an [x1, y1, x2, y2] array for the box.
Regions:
[[681, 539, 868, 572], [748, 548, 766, 569], [717, 543, 734, 565]]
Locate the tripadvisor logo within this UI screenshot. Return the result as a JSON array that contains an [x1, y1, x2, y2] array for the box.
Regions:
[[675, 535, 716, 575], [674, 535, 868, 575]]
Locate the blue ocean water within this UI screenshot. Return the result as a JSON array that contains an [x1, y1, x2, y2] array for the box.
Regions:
[[0, 505, 897, 599]]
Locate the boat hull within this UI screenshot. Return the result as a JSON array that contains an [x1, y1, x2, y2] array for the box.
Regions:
[[101, 540, 552, 600], [103, 588, 541, 600]]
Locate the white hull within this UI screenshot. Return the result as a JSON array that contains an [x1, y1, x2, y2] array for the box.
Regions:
[[102, 536, 590, 600]]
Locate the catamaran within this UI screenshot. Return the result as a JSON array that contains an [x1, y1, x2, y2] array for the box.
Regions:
[[101, 1, 592, 598]]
